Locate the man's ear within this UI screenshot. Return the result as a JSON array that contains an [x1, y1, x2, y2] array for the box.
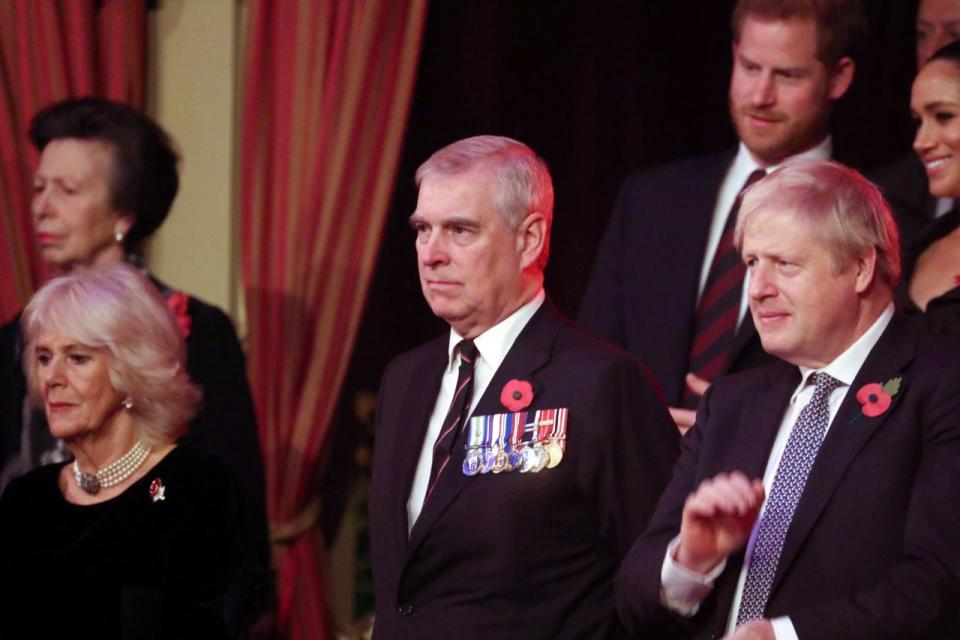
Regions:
[[517, 212, 546, 270], [853, 246, 878, 294], [828, 56, 855, 101]]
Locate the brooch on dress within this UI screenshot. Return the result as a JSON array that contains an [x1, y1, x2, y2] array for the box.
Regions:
[[149, 478, 167, 502]]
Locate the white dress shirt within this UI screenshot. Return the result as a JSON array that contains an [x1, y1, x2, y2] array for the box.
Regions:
[[698, 138, 832, 330], [660, 304, 895, 639], [405, 291, 546, 532]]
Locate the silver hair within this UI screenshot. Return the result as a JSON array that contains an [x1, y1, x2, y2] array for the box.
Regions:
[[735, 158, 900, 288], [22, 263, 200, 447], [415, 135, 554, 267]]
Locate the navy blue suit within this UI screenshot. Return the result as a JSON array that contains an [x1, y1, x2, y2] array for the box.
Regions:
[[579, 150, 774, 406]]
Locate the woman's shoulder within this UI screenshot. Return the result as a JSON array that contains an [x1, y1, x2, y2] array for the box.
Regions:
[[183, 293, 236, 331], [906, 209, 960, 259], [148, 276, 246, 366], [157, 443, 236, 483], [151, 444, 240, 507], [149, 276, 238, 337]]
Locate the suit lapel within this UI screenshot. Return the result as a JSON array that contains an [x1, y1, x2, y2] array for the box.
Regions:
[[389, 338, 448, 555], [735, 362, 800, 479], [648, 150, 738, 405], [771, 315, 919, 593], [684, 150, 738, 265], [405, 303, 559, 558]]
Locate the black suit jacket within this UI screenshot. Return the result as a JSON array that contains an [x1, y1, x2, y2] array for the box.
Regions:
[[616, 314, 960, 639], [369, 302, 679, 640], [579, 150, 774, 406]]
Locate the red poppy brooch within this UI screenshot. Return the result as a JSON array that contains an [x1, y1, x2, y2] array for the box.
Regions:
[[149, 478, 166, 503], [855, 377, 902, 418], [500, 379, 534, 412], [165, 292, 192, 339]]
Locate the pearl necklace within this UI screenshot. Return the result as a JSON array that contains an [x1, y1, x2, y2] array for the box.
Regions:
[[73, 441, 151, 495]]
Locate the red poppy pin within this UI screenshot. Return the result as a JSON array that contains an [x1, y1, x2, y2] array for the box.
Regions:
[[855, 377, 902, 418], [165, 292, 192, 339], [500, 379, 534, 412], [149, 478, 166, 503]]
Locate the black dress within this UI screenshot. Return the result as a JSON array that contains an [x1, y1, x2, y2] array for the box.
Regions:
[[0, 445, 239, 639], [896, 209, 960, 336], [0, 285, 273, 628]]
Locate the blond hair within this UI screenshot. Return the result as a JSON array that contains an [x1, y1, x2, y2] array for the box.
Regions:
[[22, 264, 200, 446], [735, 158, 900, 288]]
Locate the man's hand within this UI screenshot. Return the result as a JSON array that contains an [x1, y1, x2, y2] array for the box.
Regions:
[[668, 373, 711, 436], [675, 471, 764, 574], [723, 619, 774, 640]]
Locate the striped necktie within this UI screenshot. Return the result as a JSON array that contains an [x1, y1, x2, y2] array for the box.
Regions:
[[683, 168, 766, 408], [425, 339, 479, 501]]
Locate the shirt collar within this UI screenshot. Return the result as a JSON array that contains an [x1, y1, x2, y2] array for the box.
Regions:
[[446, 290, 546, 372], [792, 303, 895, 402], [733, 135, 832, 179]]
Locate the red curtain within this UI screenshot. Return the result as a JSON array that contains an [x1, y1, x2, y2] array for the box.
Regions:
[[239, 1, 427, 636], [0, 0, 146, 322]]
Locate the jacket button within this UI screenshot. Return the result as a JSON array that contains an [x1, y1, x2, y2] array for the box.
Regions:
[[397, 603, 413, 616]]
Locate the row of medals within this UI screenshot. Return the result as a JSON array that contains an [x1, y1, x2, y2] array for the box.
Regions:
[[463, 438, 565, 476]]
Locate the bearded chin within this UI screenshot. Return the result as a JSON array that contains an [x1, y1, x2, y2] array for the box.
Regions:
[[730, 100, 831, 166]]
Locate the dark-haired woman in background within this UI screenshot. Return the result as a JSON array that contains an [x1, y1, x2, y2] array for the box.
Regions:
[[906, 40, 960, 334], [1, 264, 241, 637], [0, 97, 273, 635]]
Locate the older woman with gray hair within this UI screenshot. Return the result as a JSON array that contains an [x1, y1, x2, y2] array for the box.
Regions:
[[0, 264, 241, 638]]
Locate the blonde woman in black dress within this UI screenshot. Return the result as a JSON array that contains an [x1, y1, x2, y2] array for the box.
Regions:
[[0, 264, 241, 638]]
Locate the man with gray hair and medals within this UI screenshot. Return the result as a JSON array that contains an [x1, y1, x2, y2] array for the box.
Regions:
[[369, 135, 679, 639]]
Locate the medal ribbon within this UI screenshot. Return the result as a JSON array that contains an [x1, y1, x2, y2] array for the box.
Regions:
[[510, 412, 524, 449]]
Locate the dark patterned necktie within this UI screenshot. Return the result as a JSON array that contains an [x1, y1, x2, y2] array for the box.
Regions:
[[735, 372, 843, 626], [683, 169, 766, 408], [425, 340, 479, 501]]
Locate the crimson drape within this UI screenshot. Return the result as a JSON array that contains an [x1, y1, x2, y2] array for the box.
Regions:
[[239, 1, 427, 636], [0, 0, 146, 322]]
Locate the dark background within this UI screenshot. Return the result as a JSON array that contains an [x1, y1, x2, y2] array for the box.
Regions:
[[322, 0, 920, 548]]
